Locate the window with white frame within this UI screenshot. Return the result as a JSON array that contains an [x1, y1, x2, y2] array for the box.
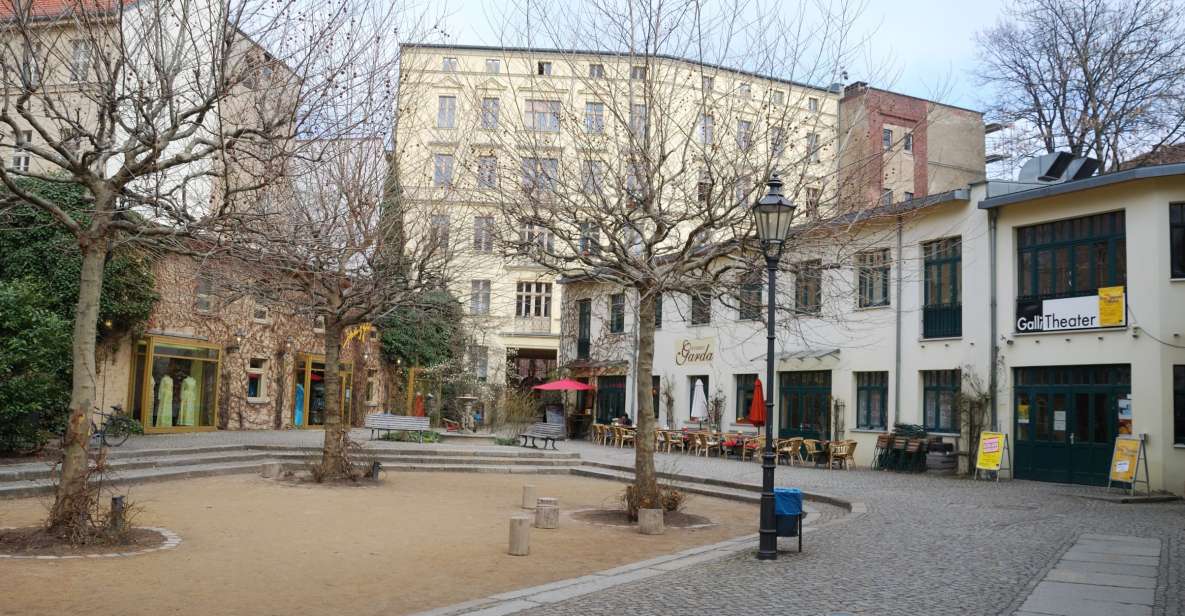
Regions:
[[252, 304, 270, 323], [313, 315, 326, 332], [630, 104, 648, 135], [771, 127, 786, 157], [519, 221, 554, 251], [697, 114, 714, 145], [770, 90, 784, 105], [584, 102, 605, 134], [470, 345, 489, 380], [630, 65, 646, 80], [441, 57, 458, 72], [20, 43, 40, 85], [882, 128, 893, 150], [736, 119, 753, 149], [432, 154, 454, 187], [477, 155, 498, 188], [807, 132, 821, 162], [485, 58, 500, 73], [701, 75, 714, 91], [581, 159, 604, 193], [579, 221, 601, 255], [808, 97, 819, 112], [480, 97, 500, 129], [524, 99, 560, 132], [738, 82, 751, 97], [609, 293, 626, 333], [881, 189, 893, 206], [246, 358, 268, 400], [69, 39, 93, 82], [536, 61, 552, 76], [10, 130, 31, 172], [470, 280, 491, 315], [515, 282, 552, 318], [521, 157, 558, 193], [429, 214, 450, 248], [904, 132, 913, 152], [588, 63, 605, 78], [473, 216, 494, 252], [857, 248, 891, 307], [437, 96, 457, 128]]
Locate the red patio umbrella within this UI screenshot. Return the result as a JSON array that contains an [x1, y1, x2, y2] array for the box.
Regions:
[[747, 377, 766, 427], [532, 378, 594, 391]]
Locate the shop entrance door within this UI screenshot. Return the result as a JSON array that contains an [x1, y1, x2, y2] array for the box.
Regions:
[[778, 371, 832, 439], [293, 355, 352, 428], [596, 376, 627, 424], [1013, 365, 1130, 486]]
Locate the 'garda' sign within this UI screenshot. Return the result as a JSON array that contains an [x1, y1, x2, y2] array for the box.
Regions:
[[674, 338, 715, 366], [1015, 286, 1125, 333]]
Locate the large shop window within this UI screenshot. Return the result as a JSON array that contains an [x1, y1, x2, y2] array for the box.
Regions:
[[129, 337, 221, 431], [855, 371, 888, 429], [922, 237, 962, 338], [922, 369, 960, 433], [1017, 211, 1126, 303], [1175, 366, 1185, 446], [735, 374, 758, 422]]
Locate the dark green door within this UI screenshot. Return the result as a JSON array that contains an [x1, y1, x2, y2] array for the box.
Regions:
[[596, 376, 627, 424], [1014, 365, 1129, 486], [778, 371, 831, 439]]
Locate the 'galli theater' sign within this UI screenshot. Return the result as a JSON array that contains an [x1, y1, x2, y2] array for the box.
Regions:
[[1016, 286, 1126, 333]]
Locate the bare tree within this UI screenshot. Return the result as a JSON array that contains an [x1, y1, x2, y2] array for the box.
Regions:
[[976, 0, 1185, 172], [0, 0, 430, 532]]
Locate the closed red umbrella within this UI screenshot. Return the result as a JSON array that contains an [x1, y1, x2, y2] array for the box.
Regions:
[[747, 377, 766, 427]]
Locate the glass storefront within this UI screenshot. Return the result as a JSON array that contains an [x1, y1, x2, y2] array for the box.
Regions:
[[129, 336, 222, 432], [292, 355, 352, 428]]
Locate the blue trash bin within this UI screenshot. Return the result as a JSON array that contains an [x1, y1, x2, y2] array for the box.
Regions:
[[773, 488, 803, 551]]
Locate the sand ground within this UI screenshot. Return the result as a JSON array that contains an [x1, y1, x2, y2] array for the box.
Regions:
[[0, 473, 756, 616]]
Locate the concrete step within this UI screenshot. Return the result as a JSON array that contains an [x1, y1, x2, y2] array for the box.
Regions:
[[100, 443, 580, 461], [0, 451, 274, 482], [267, 452, 578, 467], [571, 467, 761, 504]]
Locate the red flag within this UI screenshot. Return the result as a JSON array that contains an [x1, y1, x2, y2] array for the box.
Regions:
[[747, 378, 766, 427]]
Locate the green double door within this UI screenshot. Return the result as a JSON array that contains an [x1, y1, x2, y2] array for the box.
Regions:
[[1013, 365, 1130, 486], [778, 371, 832, 439], [596, 376, 627, 424]]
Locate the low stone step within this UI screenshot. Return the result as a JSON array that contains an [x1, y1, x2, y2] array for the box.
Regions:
[[0, 451, 274, 482], [266, 452, 577, 467]]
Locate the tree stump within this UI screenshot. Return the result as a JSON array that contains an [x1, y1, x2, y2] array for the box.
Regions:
[[638, 507, 665, 535], [521, 484, 537, 510], [508, 514, 531, 556], [534, 497, 559, 529]]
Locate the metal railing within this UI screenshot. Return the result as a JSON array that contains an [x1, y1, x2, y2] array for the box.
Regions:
[[922, 303, 962, 338]]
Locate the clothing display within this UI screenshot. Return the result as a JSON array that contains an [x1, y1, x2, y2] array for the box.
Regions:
[[156, 375, 174, 427], [294, 383, 305, 426], [178, 376, 198, 426]]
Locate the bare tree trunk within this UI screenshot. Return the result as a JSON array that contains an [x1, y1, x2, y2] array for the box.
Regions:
[[48, 237, 106, 530], [633, 289, 660, 509], [320, 321, 350, 478]]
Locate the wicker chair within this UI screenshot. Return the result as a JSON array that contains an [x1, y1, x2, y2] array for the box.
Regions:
[[777, 437, 804, 465], [741, 436, 765, 461], [801, 439, 824, 466], [827, 441, 851, 470], [871, 433, 892, 469]]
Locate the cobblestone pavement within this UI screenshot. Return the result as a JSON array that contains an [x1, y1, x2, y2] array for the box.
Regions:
[[524, 442, 1185, 616]]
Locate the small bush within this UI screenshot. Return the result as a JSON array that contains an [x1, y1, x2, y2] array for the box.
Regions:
[[621, 484, 686, 521], [494, 436, 519, 446], [377, 430, 442, 443]]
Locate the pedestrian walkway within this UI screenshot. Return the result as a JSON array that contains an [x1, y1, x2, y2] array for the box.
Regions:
[[1015, 533, 1161, 616]]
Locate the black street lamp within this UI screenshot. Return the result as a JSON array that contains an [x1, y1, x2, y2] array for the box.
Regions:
[[752, 174, 795, 561]]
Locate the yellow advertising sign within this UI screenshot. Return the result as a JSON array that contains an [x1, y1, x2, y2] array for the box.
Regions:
[[1109, 437, 1142, 483], [976, 432, 1005, 471], [1097, 286, 1125, 327]]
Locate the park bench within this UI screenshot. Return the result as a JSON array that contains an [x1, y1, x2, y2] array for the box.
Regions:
[[518, 422, 566, 450], [364, 414, 432, 442]]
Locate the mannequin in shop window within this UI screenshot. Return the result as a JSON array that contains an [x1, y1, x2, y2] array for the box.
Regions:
[[155, 373, 174, 427]]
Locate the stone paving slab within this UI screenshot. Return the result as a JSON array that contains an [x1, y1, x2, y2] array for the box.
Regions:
[[1017, 594, 1152, 616], [1053, 559, 1160, 578], [1015, 533, 1163, 616], [1044, 568, 1157, 589], [1061, 548, 1160, 567], [1030, 580, 1154, 605]]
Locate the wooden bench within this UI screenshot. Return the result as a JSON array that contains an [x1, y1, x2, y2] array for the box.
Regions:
[[364, 414, 432, 442], [519, 422, 566, 450]]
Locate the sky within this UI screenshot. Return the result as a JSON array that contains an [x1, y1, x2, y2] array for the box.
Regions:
[[434, 0, 1009, 112]]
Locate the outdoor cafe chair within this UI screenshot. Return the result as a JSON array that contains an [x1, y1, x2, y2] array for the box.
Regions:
[[801, 439, 823, 466], [777, 437, 804, 466], [827, 441, 851, 470], [617, 426, 636, 448], [843, 440, 859, 469], [741, 436, 764, 462], [663, 431, 687, 454], [871, 433, 891, 469]]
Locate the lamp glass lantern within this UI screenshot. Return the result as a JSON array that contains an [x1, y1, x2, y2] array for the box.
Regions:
[[752, 175, 796, 257]]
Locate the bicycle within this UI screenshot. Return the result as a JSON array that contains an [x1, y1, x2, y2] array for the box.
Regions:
[[90, 404, 141, 448]]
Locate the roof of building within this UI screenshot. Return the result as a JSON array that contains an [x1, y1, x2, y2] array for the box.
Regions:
[[0, 0, 137, 20], [1120, 143, 1185, 170], [978, 162, 1185, 210]]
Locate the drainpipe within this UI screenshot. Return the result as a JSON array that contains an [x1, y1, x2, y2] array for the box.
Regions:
[[988, 207, 999, 431], [893, 216, 903, 428]]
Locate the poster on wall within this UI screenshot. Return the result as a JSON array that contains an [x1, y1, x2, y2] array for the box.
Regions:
[[1015, 286, 1126, 333], [1016, 403, 1030, 424], [1117, 395, 1133, 435]]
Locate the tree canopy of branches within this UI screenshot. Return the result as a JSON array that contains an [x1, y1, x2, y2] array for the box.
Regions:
[[976, 0, 1185, 171]]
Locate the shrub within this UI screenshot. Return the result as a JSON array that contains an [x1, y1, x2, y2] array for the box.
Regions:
[[0, 280, 72, 453], [621, 484, 686, 521], [377, 430, 442, 443]]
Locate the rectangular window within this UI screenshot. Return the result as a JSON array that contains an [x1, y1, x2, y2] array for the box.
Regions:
[[654, 293, 663, 329], [922, 369, 960, 433], [855, 372, 888, 429], [469, 345, 488, 380], [630, 104, 647, 135], [690, 293, 711, 325], [795, 259, 822, 315], [366, 369, 378, 405], [904, 132, 913, 152], [252, 305, 270, 323], [736, 119, 753, 149], [609, 293, 625, 333], [1171, 203, 1185, 278], [537, 61, 552, 76], [578, 221, 601, 255], [857, 248, 891, 307], [581, 159, 604, 193], [524, 99, 560, 132], [441, 57, 458, 72], [770, 90, 784, 105], [588, 63, 605, 78], [470, 280, 491, 315], [584, 102, 605, 134], [808, 97, 819, 112], [882, 128, 892, 150], [69, 39, 93, 82], [577, 299, 592, 359], [195, 271, 214, 312], [519, 221, 554, 251], [701, 75, 714, 91], [437, 96, 456, 128], [806, 132, 821, 162], [473, 216, 494, 252], [477, 155, 498, 188], [20, 43, 40, 85], [904, 191, 915, 201], [480, 97, 500, 129], [432, 154, 454, 187], [771, 127, 785, 157], [738, 271, 762, 321], [313, 315, 326, 332], [738, 82, 751, 97], [515, 282, 553, 318], [630, 65, 646, 80], [1174, 365, 1185, 445], [10, 130, 31, 172], [429, 214, 450, 249], [735, 374, 758, 421], [247, 358, 268, 400], [923, 237, 962, 338], [521, 157, 559, 193], [485, 58, 500, 73], [1016, 211, 1126, 302], [881, 190, 893, 206], [697, 114, 714, 145]]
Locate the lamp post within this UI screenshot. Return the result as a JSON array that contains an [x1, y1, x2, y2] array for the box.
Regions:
[[752, 174, 796, 560]]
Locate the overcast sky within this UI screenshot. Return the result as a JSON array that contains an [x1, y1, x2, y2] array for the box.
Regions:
[[436, 0, 1008, 112]]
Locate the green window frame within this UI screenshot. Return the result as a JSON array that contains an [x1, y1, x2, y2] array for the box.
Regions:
[[794, 259, 822, 315], [922, 369, 960, 433], [855, 371, 888, 429], [576, 299, 591, 359], [609, 293, 625, 333], [654, 293, 663, 330], [1017, 211, 1126, 302], [1175, 365, 1185, 445], [690, 293, 711, 325], [923, 237, 962, 338], [1171, 203, 1185, 279], [735, 373, 758, 422], [857, 248, 890, 307], [737, 271, 762, 321]]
